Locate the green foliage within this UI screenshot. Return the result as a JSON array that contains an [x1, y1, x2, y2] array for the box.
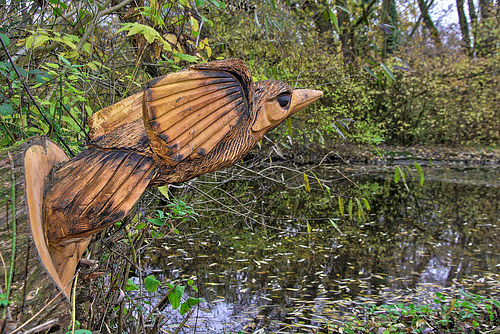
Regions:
[[346, 290, 500, 333]]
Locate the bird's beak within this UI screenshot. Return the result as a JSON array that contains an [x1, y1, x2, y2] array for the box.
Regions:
[[289, 89, 323, 115]]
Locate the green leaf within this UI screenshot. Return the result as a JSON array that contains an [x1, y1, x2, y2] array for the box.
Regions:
[[45, 63, 59, 69], [173, 53, 199, 62], [414, 162, 424, 186], [363, 198, 371, 211], [144, 275, 161, 293], [328, 8, 340, 33], [0, 33, 10, 47], [329, 218, 343, 235], [0, 103, 14, 116], [190, 16, 199, 32], [65, 330, 92, 334], [303, 173, 310, 192], [158, 186, 169, 199], [381, 63, 396, 82], [141, 26, 159, 44], [147, 218, 164, 227], [180, 297, 203, 314], [286, 117, 292, 136], [180, 301, 191, 315], [363, 65, 377, 79], [348, 199, 353, 220], [338, 196, 344, 216], [168, 285, 185, 309], [26, 34, 50, 49], [126, 278, 139, 291], [394, 167, 401, 183]]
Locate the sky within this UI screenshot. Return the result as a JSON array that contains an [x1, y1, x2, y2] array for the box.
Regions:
[[432, 0, 460, 27]]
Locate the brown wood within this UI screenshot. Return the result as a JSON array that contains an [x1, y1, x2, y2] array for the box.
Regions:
[[0, 137, 71, 333], [1, 59, 322, 330]]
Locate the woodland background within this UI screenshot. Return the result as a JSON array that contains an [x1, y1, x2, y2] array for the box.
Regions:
[[0, 0, 499, 155], [1, 1, 499, 333]]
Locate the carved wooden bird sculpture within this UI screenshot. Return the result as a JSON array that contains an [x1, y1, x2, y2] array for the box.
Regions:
[[40, 58, 321, 291]]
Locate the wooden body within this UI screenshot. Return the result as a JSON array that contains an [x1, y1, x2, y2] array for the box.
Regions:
[[0, 59, 322, 330]]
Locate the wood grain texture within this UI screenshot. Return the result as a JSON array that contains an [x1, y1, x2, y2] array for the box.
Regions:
[[44, 147, 156, 242]]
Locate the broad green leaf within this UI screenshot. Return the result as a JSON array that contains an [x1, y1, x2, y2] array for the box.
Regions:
[[164, 34, 177, 44], [144, 275, 161, 293], [186, 297, 202, 306], [0, 103, 14, 116], [147, 218, 164, 227], [168, 285, 185, 309], [126, 279, 139, 292], [141, 26, 159, 44], [173, 53, 199, 62], [190, 16, 199, 32], [82, 43, 91, 54], [0, 33, 9, 47], [179, 0, 191, 7], [26, 34, 50, 49], [180, 301, 191, 315], [158, 186, 169, 199]]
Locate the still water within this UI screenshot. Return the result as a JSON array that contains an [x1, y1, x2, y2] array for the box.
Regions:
[[136, 163, 499, 333]]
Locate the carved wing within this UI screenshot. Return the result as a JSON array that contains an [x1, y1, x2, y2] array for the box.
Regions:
[[143, 59, 253, 166]]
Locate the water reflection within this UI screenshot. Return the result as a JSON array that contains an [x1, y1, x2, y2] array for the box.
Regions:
[[138, 165, 499, 332]]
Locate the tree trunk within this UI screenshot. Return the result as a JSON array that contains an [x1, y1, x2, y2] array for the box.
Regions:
[[477, 0, 496, 56], [468, 0, 478, 52], [336, 0, 356, 65], [381, 0, 399, 56], [0, 137, 71, 333], [417, 0, 441, 47], [456, 0, 472, 54]]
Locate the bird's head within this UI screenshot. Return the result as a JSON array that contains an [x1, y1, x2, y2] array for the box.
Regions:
[[250, 80, 322, 135]]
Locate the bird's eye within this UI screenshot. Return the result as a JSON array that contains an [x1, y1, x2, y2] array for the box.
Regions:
[[277, 94, 291, 108]]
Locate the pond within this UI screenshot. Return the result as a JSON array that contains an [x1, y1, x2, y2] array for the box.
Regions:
[[132, 162, 499, 333]]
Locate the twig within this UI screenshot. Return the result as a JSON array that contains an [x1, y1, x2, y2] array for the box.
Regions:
[[172, 309, 194, 334], [70, 271, 79, 334], [22, 319, 58, 334], [0, 36, 74, 156], [12, 274, 77, 333]]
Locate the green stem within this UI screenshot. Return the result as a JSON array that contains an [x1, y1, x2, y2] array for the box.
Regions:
[[6, 169, 16, 302]]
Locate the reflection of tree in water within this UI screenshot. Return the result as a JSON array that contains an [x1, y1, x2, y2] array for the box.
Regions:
[[141, 165, 498, 330]]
